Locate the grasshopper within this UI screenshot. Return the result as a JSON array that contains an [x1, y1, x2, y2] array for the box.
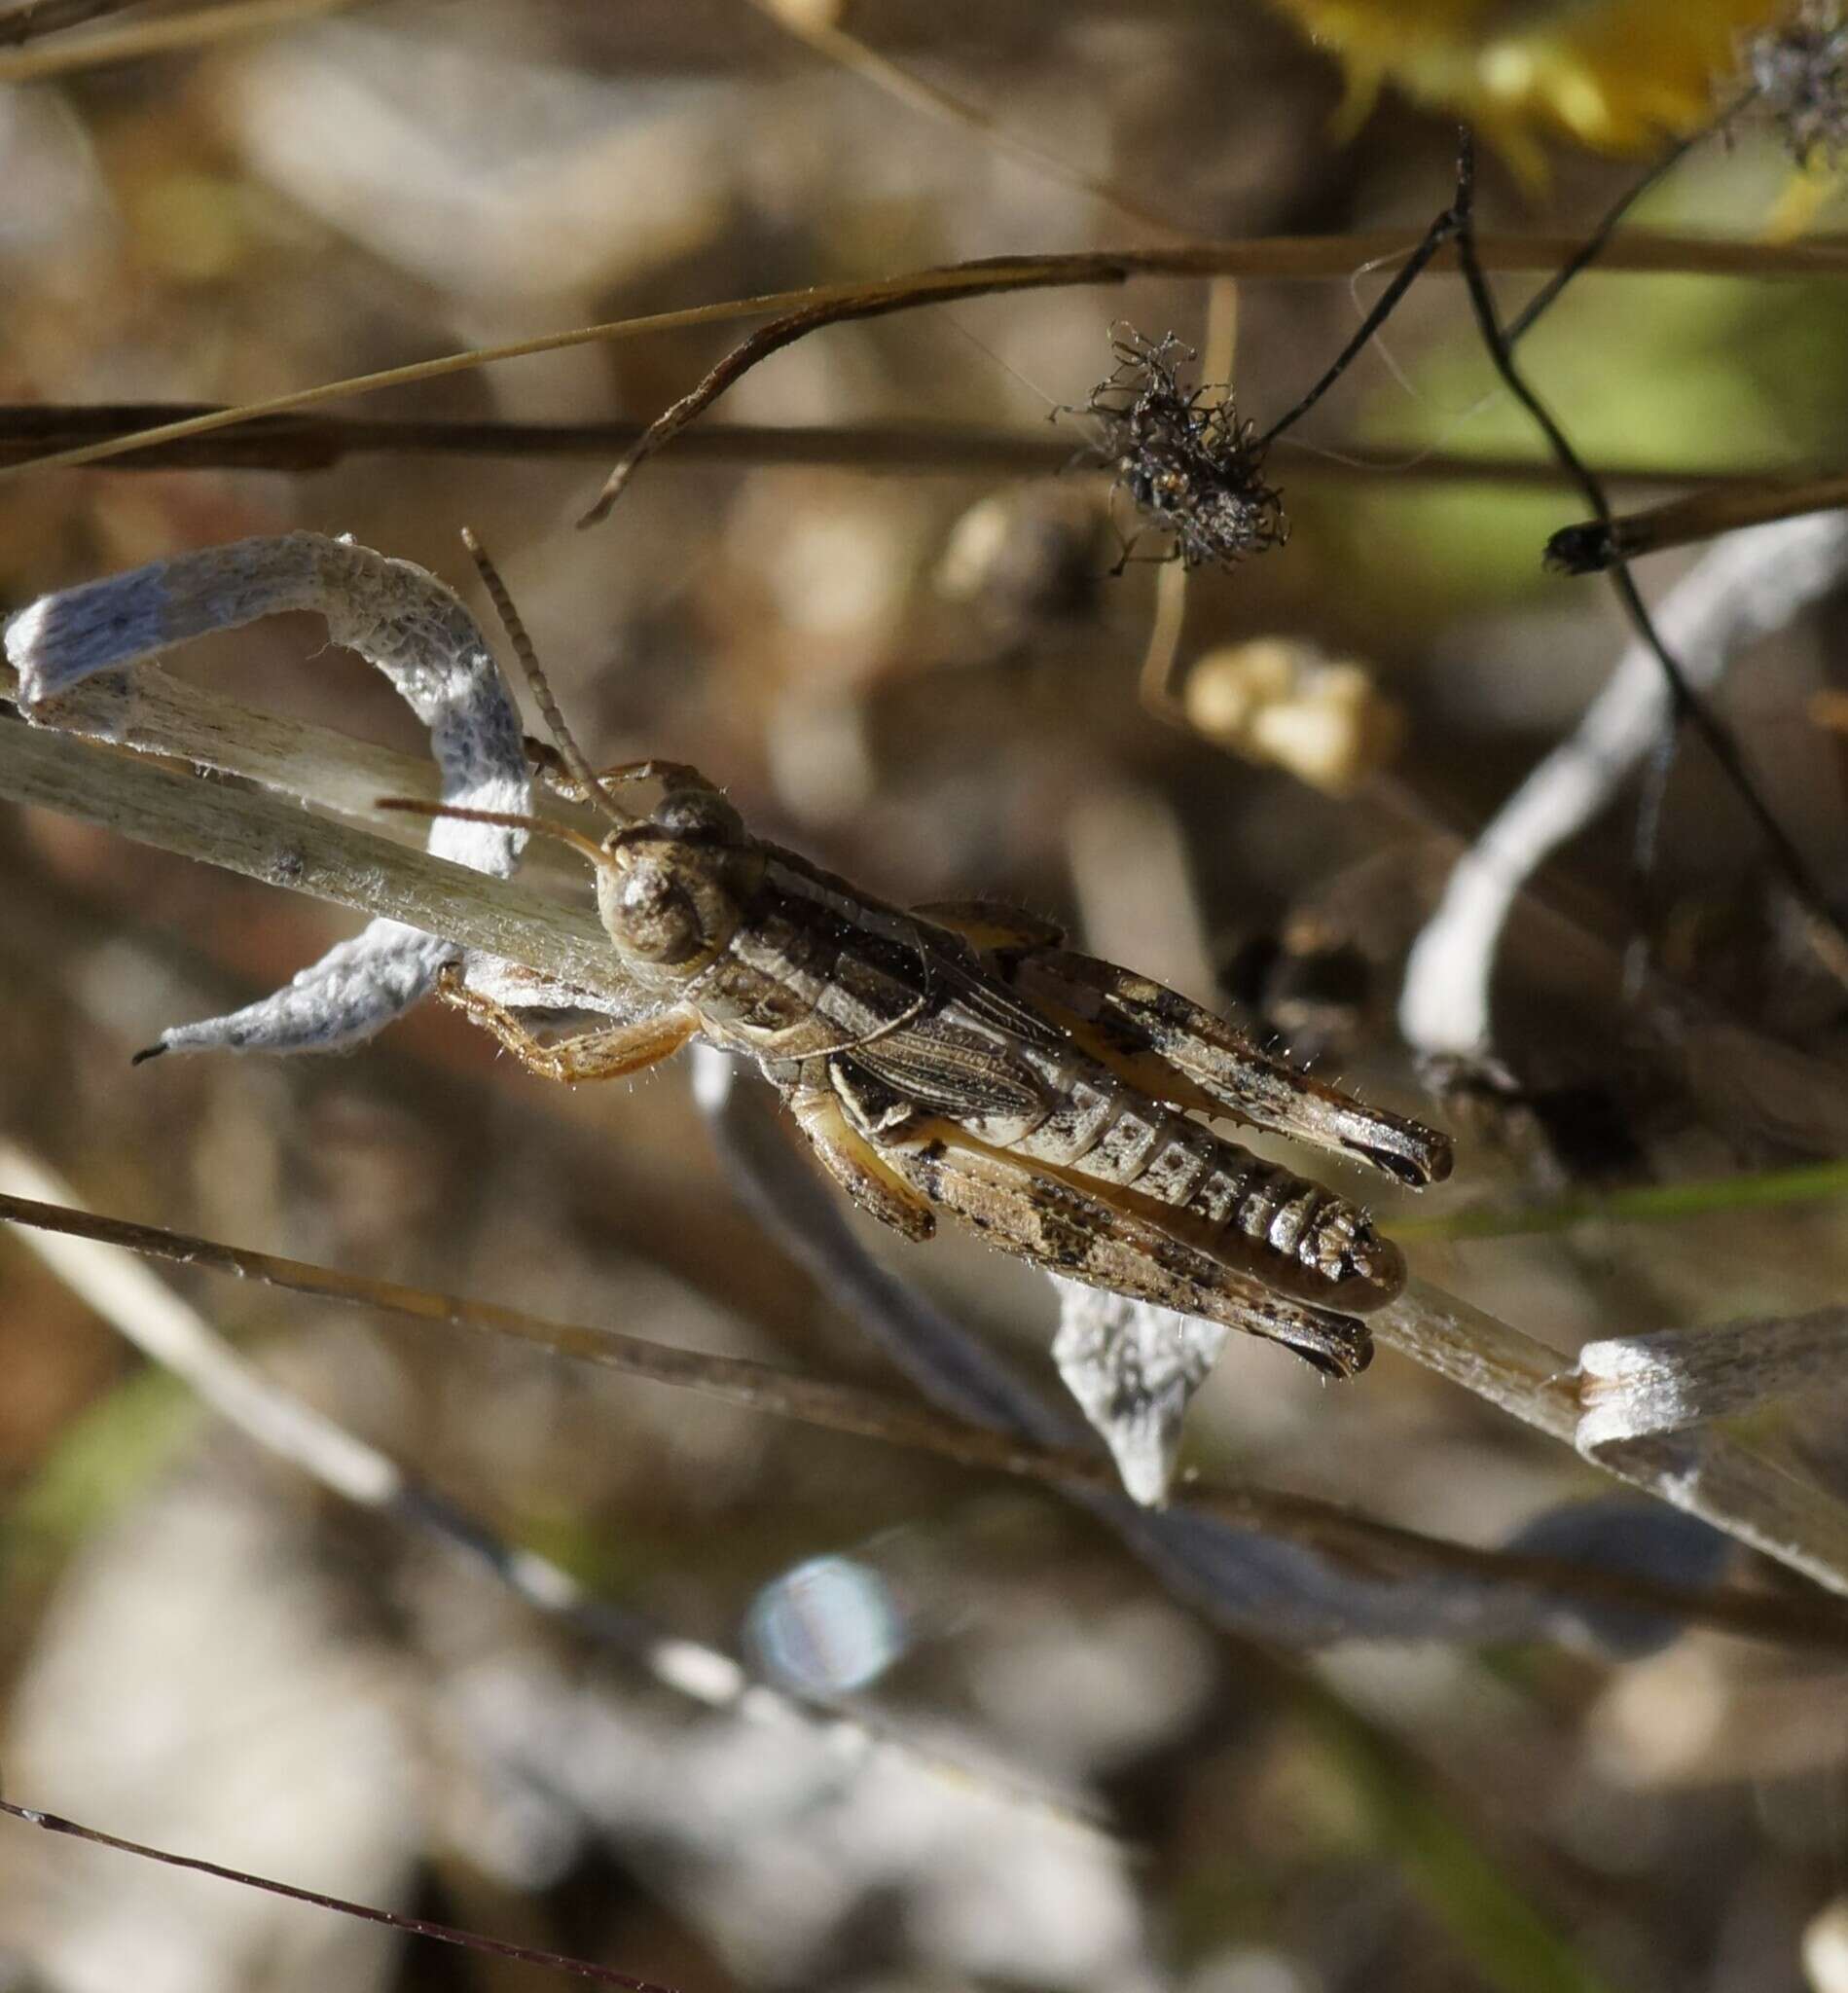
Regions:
[[391, 541, 1451, 1381]]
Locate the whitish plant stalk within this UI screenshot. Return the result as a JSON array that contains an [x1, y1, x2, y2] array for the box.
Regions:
[[7, 657, 1848, 1598], [1399, 512, 1848, 1060]]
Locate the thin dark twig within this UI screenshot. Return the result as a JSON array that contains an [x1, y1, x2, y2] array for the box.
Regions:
[[1447, 125, 1848, 959], [573, 264, 1108, 525], [5, 1185, 1845, 1650], [1264, 95, 1744, 450], [0, 1188, 1114, 1488], [1504, 90, 1757, 345], [0, 1799, 677, 1991], [1, 401, 1812, 491], [1256, 211, 1464, 446], [1547, 468, 1848, 571]]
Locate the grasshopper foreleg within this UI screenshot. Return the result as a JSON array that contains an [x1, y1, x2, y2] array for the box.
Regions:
[[437, 969, 698, 1083]]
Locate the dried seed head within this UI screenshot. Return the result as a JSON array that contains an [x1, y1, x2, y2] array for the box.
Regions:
[[1749, 4, 1848, 167], [1080, 327, 1287, 572]]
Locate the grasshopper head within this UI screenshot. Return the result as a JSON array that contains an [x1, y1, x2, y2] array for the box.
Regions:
[[594, 787, 753, 980]]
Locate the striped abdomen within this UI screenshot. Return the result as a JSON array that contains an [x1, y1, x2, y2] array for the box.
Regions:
[[944, 1033, 1403, 1313]]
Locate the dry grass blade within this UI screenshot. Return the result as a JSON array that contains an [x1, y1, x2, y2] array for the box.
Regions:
[[5, 401, 1820, 490], [1381, 1280, 1848, 1601], [742, 0, 1184, 236], [1547, 470, 1848, 570], [5, 1186, 1847, 1652], [0, 1799, 678, 1991], [0, 1141, 1131, 1845], [0, 707, 630, 998], [7, 235, 1848, 485], [574, 230, 1848, 527]]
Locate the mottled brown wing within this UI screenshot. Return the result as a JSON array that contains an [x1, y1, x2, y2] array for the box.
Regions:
[[838, 909, 1071, 1116], [846, 1011, 1050, 1120]]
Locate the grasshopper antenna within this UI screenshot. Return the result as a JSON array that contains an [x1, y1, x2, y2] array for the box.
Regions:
[[375, 797, 615, 873], [460, 525, 635, 829]]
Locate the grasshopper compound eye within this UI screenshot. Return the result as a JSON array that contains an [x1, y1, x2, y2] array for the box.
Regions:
[[606, 864, 709, 965]]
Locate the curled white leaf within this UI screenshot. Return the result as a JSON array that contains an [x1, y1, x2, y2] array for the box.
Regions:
[[6, 531, 532, 1055], [1399, 514, 1848, 1059]]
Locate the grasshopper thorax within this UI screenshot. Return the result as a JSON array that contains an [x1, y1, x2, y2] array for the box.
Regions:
[[592, 786, 755, 982]]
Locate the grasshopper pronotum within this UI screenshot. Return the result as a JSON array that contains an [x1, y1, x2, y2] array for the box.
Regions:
[[389, 538, 1453, 1381]]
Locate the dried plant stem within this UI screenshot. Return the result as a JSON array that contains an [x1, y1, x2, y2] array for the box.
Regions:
[[1400, 129, 1848, 1046], [1451, 129, 1841, 954], [1227, 92, 1734, 455], [0, 402, 1075, 476], [0, 0, 359, 81], [5, 400, 1810, 490], [1501, 90, 1757, 345], [0, 1798, 674, 1992], [0, 708, 631, 1000], [0, 1144, 1121, 1843], [1400, 513, 1848, 1057], [1134, 276, 1237, 720], [1579, 1310, 1848, 1443], [576, 228, 1848, 525], [10, 682, 1848, 1601], [9, 234, 1847, 485], [1548, 470, 1848, 570], [741, 0, 1181, 236], [1383, 1280, 1848, 1600], [0, 1187, 1108, 1484], [5, 1184, 1845, 1651], [4, 653, 442, 822], [1377, 1280, 1577, 1442]]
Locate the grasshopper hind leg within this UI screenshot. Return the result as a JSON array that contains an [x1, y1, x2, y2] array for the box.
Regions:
[[870, 1113, 1373, 1379], [787, 1085, 938, 1244], [996, 944, 1452, 1189]]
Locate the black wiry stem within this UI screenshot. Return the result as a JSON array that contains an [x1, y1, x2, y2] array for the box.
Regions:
[[1504, 90, 1758, 345], [1257, 213, 1463, 446], [1446, 125, 1848, 958], [1265, 93, 1750, 451]]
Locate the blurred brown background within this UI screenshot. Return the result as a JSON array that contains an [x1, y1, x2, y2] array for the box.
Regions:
[[5, 4, 1848, 1991]]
